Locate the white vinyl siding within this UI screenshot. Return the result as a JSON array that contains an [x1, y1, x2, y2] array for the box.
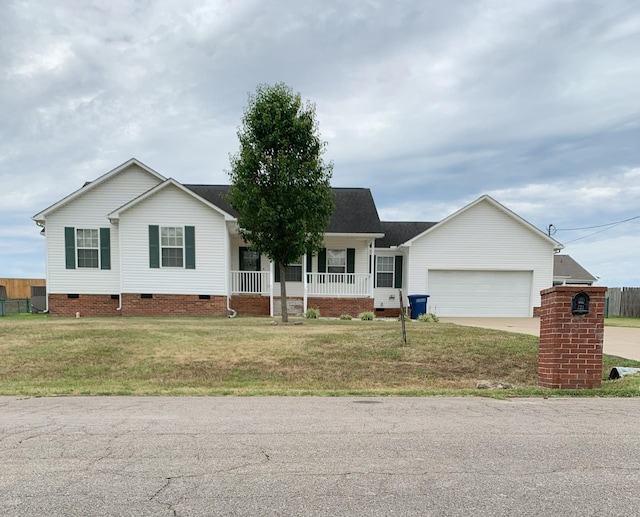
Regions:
[[405, 199, 554, 316], [46, 163, 162, 294], [119, 184, 227, 295]]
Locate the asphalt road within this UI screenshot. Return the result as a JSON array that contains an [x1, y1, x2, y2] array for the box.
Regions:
[[2, 396, 640, 516]]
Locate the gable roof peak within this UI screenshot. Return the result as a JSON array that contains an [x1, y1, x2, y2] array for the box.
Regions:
[[399, 194, 563, 250], [32, 157, 166, 222]]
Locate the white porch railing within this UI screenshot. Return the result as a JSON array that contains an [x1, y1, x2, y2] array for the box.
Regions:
[[230, 271, 271, 295], [307, 273, 371, 297]]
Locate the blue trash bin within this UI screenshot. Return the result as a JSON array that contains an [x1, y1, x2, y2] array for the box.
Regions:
[[408, 294, 430, 319]]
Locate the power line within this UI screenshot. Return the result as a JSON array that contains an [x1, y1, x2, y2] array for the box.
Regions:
[[554, 215, 640, 231]]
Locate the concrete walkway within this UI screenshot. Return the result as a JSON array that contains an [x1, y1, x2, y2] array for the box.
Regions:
[[440, 317, 640, 361]]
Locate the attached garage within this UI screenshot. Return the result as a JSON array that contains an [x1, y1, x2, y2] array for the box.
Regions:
[[427, 270, 533, 317]]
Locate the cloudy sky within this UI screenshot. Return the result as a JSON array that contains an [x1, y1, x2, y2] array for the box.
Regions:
[[2, 0, 639, 286]]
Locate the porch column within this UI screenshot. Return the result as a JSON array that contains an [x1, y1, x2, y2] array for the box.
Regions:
[[369, 240, 375, 298], [269, 261, 274, 317], [303, 252, 308, 314]]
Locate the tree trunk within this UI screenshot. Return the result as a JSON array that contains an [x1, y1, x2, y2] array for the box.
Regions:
[[279, 261, 288, 322]]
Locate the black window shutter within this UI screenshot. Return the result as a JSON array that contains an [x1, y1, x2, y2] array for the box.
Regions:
[[185, 226, 195, 269], [65, 227, 76, 269], [149, 225, 159, 268], [100, 228, 111, 270], [373, 255, 377, 287], [275, 261, 280, 282], [394, 255, 403, 288], [346, 248, 355, 273], [318, 248, 327, 273], [306, 253, 313, 283]]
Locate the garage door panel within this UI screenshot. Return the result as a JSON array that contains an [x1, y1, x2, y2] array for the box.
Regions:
[[427, 270, 532, 317]]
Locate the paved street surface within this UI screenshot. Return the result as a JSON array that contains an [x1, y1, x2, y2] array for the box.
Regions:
[[2, 396, 640, 516], [441, 317, 640, 361]]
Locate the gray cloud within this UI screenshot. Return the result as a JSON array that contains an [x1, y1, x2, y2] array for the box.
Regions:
[[1, 0, 639, 286]]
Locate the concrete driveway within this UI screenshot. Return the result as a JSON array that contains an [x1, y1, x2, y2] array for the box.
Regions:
[[440, 317, 640, 361]]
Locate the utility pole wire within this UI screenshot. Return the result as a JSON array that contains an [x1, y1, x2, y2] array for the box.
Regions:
[[554, 215, 640, 232], [562, 219, 633, 244]]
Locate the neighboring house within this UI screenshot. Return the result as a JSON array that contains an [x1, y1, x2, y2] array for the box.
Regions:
[[32, 158, 563, 318], [553, 255, 597, 286]]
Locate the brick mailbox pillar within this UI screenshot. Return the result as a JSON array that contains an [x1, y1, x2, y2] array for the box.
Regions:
[[538, 286, 607, 389]]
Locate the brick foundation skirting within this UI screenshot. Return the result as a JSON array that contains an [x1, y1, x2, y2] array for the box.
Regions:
[[308, 297, 374, 318], [48, 294, 120, 317], [230, 294, 270, 316], [49, 293, 374, 318], [374, 307, 401, 317], [121, 293, 228, 317], [48, 293, 229, 317]]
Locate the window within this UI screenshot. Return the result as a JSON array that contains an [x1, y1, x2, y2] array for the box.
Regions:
[[76, 229, 99, 268], [327, 249, 346, 274], [375, 255, 403, 289], [285, 261, 302, 282], [161, 227, 184, 267], [65, 227, 110, 270], [376, 256, 394, 287]]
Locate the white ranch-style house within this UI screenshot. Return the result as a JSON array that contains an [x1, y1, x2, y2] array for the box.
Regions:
[[32, 159, 563, 318]]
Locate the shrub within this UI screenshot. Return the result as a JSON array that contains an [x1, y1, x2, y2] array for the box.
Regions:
[[417, 312, 439, 323], [358, 311, 375, 321], [305, 308, 320, 319], [339, 314, 352, 320]]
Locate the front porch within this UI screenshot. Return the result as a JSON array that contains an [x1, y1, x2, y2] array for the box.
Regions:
[[229, 271, 374, 317]]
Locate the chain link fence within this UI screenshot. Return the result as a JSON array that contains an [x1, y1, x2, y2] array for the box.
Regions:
[[0, 299, 31, 316]]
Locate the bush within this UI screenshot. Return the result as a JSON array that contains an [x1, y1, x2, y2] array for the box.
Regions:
[[305, 308, 320, 319], [339, 314, 352, 320], [358, 311, 375, 321], [417, 312, 439, 323]]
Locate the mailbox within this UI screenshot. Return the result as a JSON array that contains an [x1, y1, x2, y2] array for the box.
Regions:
[[571, 291, 590, 315]]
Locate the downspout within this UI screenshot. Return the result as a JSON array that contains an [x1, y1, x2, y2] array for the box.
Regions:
[[39, 222, 50, 313], [116, 221, 123, 313]]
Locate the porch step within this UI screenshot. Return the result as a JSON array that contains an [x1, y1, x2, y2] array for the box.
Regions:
[[273, 298, 304, 317]]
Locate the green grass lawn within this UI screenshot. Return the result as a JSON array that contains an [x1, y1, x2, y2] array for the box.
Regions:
[[605, 317, 640, 328], [1, 315, 639, 397]]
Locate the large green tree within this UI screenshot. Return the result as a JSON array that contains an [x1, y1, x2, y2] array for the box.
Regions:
[[228, 83, 334, 322]]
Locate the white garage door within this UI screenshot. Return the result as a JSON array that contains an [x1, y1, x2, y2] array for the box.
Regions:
[[427, 270, 532, 317]]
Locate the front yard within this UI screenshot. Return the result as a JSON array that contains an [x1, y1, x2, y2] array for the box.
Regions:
[[1, 315, 639, 396]]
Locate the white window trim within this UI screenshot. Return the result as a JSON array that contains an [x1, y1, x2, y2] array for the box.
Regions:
[[284, 259, 303, 282], [375, 256, 395, 288], [76, 228, 100, 269], [161, 226, 185, 268], [327, 249, 346, 274]]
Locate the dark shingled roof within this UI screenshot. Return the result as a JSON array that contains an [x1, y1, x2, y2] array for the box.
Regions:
[[553, 255, 597, 282], [184, 185, 383, 234], [376, 221, 438, 248]]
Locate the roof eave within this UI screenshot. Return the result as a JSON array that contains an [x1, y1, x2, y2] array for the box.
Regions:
[[325, 232, 385, 239]]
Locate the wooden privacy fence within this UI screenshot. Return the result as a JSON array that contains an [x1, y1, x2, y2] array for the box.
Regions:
[[0, 278, 46, 299], [606, 287, 640, 317]]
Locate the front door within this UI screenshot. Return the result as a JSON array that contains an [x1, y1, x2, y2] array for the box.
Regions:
[[239, 247, 261, 292]]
